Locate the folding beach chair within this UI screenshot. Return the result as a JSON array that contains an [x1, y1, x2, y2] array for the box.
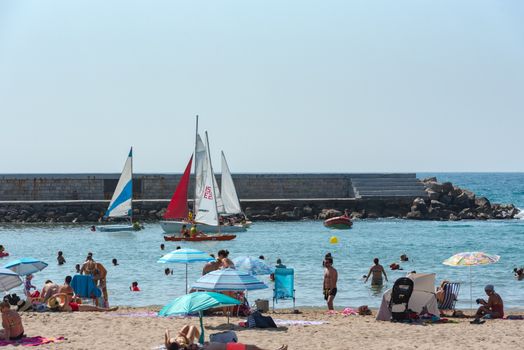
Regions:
[[71, 274, 102, 305], [438, 282, 460, 311], [272, 268, 295, 311]]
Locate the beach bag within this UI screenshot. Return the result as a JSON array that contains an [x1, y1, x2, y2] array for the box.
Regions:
[[248, 311, 277, 328], [209, 331, 238, 343]]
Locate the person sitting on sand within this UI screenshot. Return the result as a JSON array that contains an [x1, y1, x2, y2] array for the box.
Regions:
[[41, 280, 60, 302], [58, 276, 74, 296], [471, 284, 504, 323], [365, 258, 388, 286], [47, 293, 118, 312], [0, 301, 24, 340], [165, 326, 287, 350], [218, 250, 234, 269]]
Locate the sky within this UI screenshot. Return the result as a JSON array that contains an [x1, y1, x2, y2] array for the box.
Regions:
[[0, 0, 523, 173]]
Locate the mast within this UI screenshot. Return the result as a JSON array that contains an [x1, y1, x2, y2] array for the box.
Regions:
[[204, 131, 220, 233], [193, 115, 199, 217], [130, 146, 133, 224]]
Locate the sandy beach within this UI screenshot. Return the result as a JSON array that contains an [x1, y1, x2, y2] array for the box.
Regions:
[[12, 306, 524, 350]]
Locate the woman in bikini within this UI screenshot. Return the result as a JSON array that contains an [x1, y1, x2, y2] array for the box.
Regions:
[[165, 325, 287, 350], [0, 301, 24, 341], [364, 258, 388, 286]]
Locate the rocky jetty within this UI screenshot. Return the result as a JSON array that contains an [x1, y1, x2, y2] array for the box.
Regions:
[[405, 177, 520, 221]]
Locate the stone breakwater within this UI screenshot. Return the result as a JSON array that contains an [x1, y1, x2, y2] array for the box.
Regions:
[[404, 177, 520, 221], [0, 178, 519, 224]]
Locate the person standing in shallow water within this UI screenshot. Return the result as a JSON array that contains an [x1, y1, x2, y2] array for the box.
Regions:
[[323, 256, 337, 311], [365, 258, 388, 286]]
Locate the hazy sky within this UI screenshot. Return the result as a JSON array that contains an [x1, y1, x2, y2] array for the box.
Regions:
[[1, 1, 523, 173]]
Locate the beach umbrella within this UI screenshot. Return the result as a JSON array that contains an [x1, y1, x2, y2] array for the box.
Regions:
[[442, 251, 500, 310], [158, 248, 214, 293], [159, 291, 241, 344], [192, 268, 268, 291], [0, 268, 23, 292], [3, 257, 48, 276], [232, 256, 274, 275]]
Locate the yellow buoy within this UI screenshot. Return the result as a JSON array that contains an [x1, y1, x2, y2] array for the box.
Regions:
[[329, 236, 338, 244]]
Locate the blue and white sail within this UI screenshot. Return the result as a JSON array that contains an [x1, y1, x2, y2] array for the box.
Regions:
[[105, 148, 133, 218]]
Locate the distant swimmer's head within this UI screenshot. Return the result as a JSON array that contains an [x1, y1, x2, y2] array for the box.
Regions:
[[374, 258, 379, 265], [276, 258, 282, 264]]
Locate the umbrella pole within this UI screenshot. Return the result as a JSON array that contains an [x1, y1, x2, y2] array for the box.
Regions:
[[199, 311, 204, 344], [469, 266, 473, 312], [186, 264, 188, 294]]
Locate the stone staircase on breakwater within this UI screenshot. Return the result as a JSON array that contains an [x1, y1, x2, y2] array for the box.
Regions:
[[350, 174, 427, 199]]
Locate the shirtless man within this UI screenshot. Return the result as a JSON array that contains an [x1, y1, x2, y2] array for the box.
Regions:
[[365, 258, 388, 286], [472, 284, 504, 323], [41, 280, 60, 302], [323, 256, 338, 310], [0, 301, 24, 340], [58, 276, 74, 296]]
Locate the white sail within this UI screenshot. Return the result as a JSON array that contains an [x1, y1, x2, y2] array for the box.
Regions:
[[194, 133, 207, 215], [195, 132, 219, 226], [220, 151, 242, 214], [213, 172, 226, 214], [105, 148, 133, 218]]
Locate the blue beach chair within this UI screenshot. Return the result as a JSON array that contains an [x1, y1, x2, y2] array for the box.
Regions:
[[272, 268, 295, 310], [438, 282, 460, 311]]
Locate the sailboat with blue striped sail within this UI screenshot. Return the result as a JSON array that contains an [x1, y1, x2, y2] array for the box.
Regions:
[[97, 148, 137, 232]]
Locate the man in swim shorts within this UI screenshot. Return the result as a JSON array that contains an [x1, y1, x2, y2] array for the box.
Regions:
[[323, 256, 338, 310]]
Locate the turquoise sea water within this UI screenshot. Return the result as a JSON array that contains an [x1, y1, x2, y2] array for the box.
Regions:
[[0, 173, 523, 309]]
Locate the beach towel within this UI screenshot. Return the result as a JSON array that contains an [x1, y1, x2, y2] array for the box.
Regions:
[[274, 319, 326, 326], [71, 275, 101, 299], [0, 336, 65, 346]]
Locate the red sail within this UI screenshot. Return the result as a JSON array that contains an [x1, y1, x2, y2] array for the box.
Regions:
[[163, 155, 193, 220]]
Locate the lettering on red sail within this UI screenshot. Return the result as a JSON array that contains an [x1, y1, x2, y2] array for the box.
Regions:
[[203, 186, 213, 200]]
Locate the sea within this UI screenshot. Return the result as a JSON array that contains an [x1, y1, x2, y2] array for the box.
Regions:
[[0, 173, 523, 310]]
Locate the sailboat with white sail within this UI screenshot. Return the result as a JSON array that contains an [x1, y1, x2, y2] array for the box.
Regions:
[[160, 119, 247, 234], [97, 148, 137, 232]]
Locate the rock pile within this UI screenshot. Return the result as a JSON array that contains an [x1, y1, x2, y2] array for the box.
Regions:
[[406, 177, 520, 220]]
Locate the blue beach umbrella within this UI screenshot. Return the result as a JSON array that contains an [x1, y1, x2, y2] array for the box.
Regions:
[[3, 257, 48, 276], [232, 256, 274, 275], [0, 268, 23, 292], [158, 248, 214, 293], [192, 268, 268, 291], [159, 292, 241, 344]]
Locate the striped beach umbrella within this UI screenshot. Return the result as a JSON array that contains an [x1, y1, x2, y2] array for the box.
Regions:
[[3, 257, 48, 276], [232, 256, 274, 275], [158, 248, 214, 293], [443, 252, 500, 310], [0, 268, 23, 292], [192, 268, 268, 291]]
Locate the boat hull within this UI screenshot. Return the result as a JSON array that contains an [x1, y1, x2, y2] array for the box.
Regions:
[[159, 220, 247, 234], [163, 234, 237, 242], [323, 216, 353, 230], [96, 224, 135, 232]]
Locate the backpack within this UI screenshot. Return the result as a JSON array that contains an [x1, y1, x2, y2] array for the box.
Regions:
[[247, 311, 277, 328]]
